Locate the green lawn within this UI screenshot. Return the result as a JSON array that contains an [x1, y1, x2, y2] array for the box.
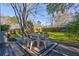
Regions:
[[9, 31, 79, 43], [48, 32, 79, 43], [10, 32, 22, 38]]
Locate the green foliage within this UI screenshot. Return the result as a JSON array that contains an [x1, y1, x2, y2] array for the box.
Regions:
[[27, 21, 33, 28], [0, 24, 10, 31], [37, 21, 41, 25], [42, 27, 63, 32], [62, 15, 79, 40], [47, 3, 65, 14], [63, 15, 79, 35], [47, 3, 75, 28], [47, 3, 74, 14], [26, 21, 34, 32]]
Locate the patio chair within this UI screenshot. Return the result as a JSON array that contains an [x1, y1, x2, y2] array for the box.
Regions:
[[29, 35, 39, 50], [29, 33, 49, 50], [31, 43, 58, 56], [22, 36, 31, 47], [39, 33, 49, 48]]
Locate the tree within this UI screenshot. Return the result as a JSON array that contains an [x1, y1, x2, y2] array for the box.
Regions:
[[0, 25, 10, 31], [37, 21, 41, 26], [10, 3, 38, 37], [26, 21, 34, 32], [47, 3, 75, 14], [47, 3, 65, 14], [47, 3, 75, 26], [63, 14, 79, 40]]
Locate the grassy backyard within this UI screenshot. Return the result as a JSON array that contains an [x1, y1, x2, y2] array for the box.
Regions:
[[8, 31, 79, 43], [48, 32, 79, 43], [9, 32, 22, 38]]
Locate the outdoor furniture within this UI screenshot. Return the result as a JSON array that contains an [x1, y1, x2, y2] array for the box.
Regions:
[[29, 33, 49, 50], [29, 43, 58, 56], [22, 33, 39, 50], [16, 40, 58, 56], [22, 33, 49, 50], [29, 34, 39, 50], [23, 36, 32, 47], [39, 33, 49, 48]]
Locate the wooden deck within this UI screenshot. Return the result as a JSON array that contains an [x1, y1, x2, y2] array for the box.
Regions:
[[0, 40, 79, 56], [6, 41, 79, 56]]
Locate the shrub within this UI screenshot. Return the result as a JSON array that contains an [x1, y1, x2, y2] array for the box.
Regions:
[[0, 24, 10, 31]]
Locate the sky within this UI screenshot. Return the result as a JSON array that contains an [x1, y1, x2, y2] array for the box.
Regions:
[[0, 4, 15, 16], [0, 3, 50, 26], [0, 3, 79, 26]]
